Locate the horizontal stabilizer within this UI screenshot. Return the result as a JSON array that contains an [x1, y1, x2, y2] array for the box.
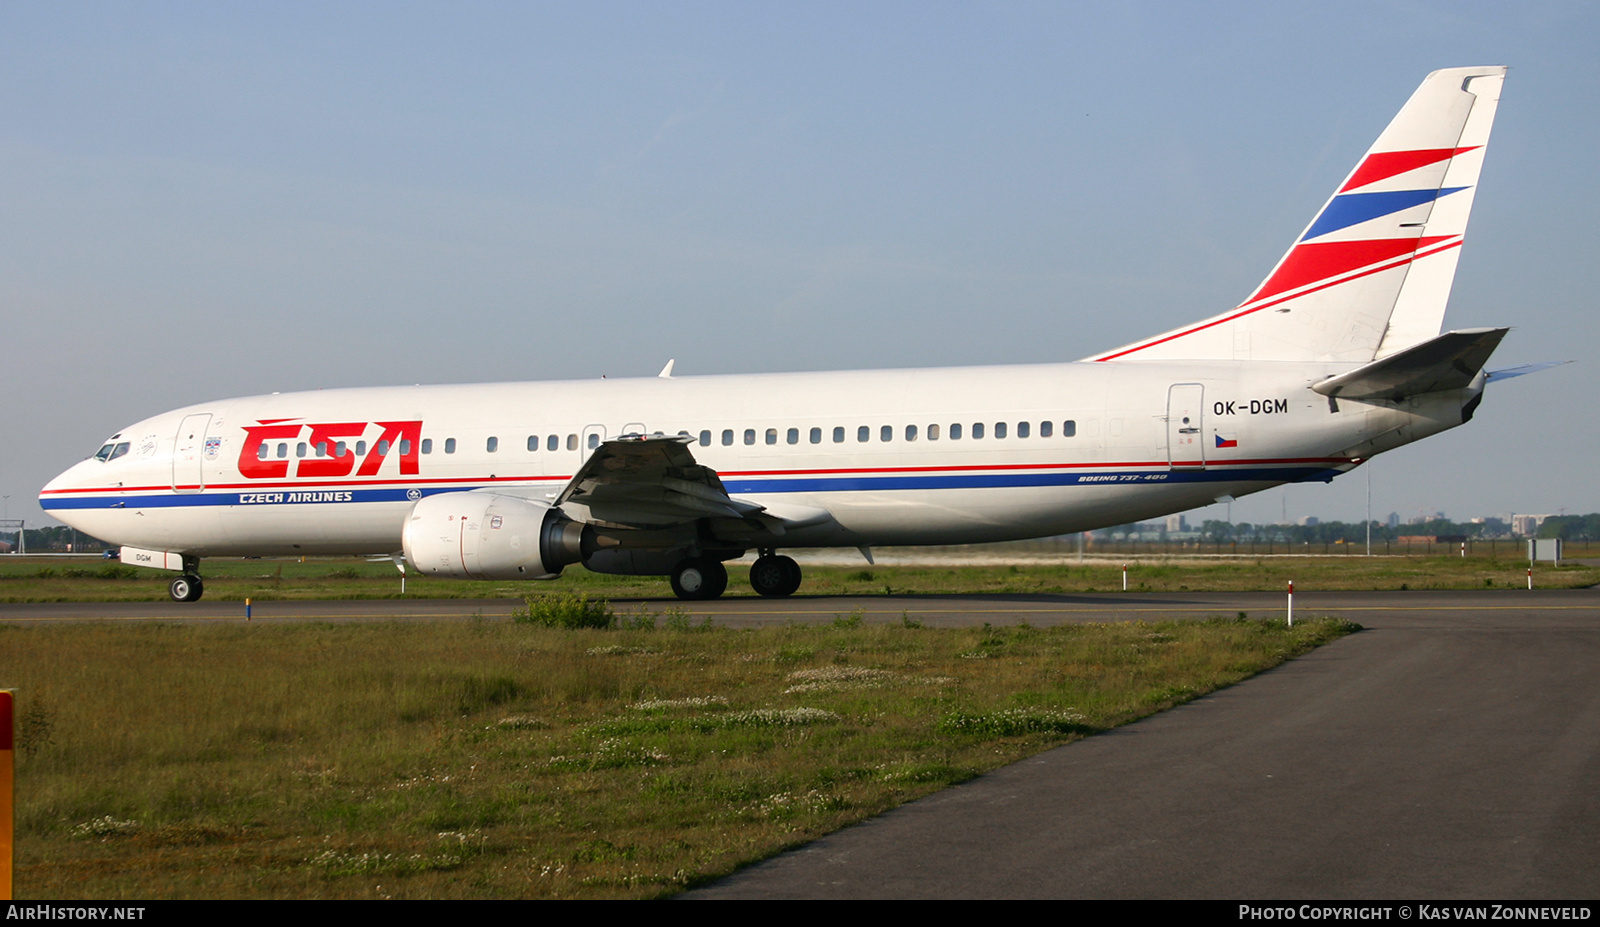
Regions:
[[1312, 327, 1508, 401], [1486, 360, 1570, 382]]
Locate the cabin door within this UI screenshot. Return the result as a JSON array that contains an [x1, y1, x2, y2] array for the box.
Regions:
[[1166, 385, 1205, 470], [172, 413, 213, 492]]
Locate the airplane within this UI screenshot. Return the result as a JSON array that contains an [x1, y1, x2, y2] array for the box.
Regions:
[[41, 66, 1522, 603]]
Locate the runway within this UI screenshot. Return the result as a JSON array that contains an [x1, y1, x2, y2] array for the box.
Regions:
[[3, 587, 1597, 628], [5, 588, 1597, 897]]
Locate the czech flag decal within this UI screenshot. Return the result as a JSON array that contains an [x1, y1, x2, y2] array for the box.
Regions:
[[1215, 433, 1238, 449]]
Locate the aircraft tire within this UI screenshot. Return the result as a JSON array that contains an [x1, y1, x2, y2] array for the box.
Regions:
[[170, 575, 204, 602], [751, 554, 802, 597], [670, 558, 727, 600]]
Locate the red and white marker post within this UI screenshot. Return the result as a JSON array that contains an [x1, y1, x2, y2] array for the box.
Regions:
[[1, 690, 12, 900], [1287, 580, 1294, 627]]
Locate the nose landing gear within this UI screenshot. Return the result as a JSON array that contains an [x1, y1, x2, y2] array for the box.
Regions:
[[169, 555, 204, 602], [169, 574, 204, 602]]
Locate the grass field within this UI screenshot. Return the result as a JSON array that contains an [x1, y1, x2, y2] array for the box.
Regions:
[[4, 613, 1354, 899], [1, 547, 1596, 602]]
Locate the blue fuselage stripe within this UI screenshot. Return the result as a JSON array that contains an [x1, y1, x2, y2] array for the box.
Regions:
[[39, 466, 1340, 511]]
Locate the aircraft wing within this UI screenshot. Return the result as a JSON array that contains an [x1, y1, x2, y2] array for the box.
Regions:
[[552, 434, 770, 529]]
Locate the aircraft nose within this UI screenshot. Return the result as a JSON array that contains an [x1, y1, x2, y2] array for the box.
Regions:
[[39, 458, 96, 509]]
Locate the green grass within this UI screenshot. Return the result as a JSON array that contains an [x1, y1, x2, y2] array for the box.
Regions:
[[1, 550, 1595, 602], [5, 614, 1354, 898]]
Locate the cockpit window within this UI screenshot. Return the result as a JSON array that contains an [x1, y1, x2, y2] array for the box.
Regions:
[[97, 442, 131, 462]]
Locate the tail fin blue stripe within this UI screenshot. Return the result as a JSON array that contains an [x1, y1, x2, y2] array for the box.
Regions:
[[1303, 187, 1468, 240]]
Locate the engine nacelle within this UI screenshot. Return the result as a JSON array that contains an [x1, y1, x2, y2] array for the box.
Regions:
[[401, 492, 579, 580]]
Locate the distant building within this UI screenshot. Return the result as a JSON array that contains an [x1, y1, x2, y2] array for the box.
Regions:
[[1299, 516, 1319, 527], [1386, 512, 1401, 528], [1512, 514, 1554, 537], [1165, 514, 1187, 532]]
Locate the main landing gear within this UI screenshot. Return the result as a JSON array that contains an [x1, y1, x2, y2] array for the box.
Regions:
[[668, 552, 804, 601], [169, 556, 204, 602], [670, 557, 728, 600], [749, 553, 802, 597]]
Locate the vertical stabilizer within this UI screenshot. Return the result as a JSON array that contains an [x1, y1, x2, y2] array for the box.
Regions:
[[1092, 67, 1505, 364]]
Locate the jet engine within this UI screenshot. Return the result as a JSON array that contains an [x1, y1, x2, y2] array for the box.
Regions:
[[401, 492, 583, 580]]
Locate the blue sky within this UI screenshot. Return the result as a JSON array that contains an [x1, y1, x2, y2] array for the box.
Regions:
[[4, 1, 1596, 530]]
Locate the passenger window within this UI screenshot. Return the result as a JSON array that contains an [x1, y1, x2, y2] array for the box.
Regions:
[[297, 442, 308, 458], [1040, 421, 1052, 438], [699, 430, 711, 446], [315, 442, 327, 458], [444, 438, 456, 454], [257, 444, 269, 461], [995, 422, 1008, 439], [486, 436, 498, 453], [566, 434, 577, 451], [766, 428, 778, 445], [587, 433, 599, 450], [744, 429, 756, 446], [527, 435, 538, 452], [335, 441, 347, 457], [950, 423, 962, 440], [378, 440, 390, 456], [356, 440, 367, 456], [929, 424, 940, 440], [420, 439, 433, 455], [1063, 420, 1076, 437], [722, 429, 734, 446], [787, 427, 799, 445], [1017, 421, 1029, 439], [880, 425, 892, 442], [905, 424, 918, 442], [399, 440, 411, 456], [857, 425, 870, 443], [833, 426, 845, 443], [972, 423, 984, 439], [809, 427, 822, 444]]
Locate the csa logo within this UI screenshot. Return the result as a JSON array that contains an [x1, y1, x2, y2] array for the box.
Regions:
[[407, 489, 422, 501], [204, 436, 222, 459], [238, 419, 424, 480]]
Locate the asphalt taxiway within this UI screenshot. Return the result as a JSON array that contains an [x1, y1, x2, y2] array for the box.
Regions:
[[691, 587, 1600, 898], [3, 587, 1597, 628]]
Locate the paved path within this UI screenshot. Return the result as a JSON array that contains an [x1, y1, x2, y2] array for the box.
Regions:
[[2, 587, 1595, 627], [685, 588, 1600, 897]]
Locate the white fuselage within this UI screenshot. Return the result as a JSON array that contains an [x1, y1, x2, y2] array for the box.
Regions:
[[39, 358, 1473, 557]]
